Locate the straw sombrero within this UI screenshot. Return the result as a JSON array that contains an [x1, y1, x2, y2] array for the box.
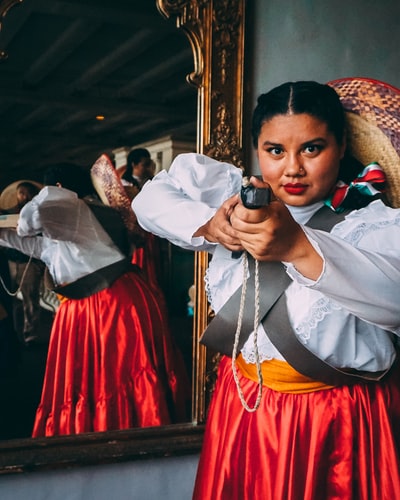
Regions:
[[90, 154, 145, 244], [328, 77, 400, 208], [0, 179, 43, 211]]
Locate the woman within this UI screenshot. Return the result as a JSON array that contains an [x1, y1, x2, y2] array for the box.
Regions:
[[121, 148, 154, 191], [0, 164, 189, 437], [2, 180, 45, 344], [132, 79, 400, 499]]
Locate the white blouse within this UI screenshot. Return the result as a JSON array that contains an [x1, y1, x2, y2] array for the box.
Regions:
[[0, 186, 126, 287], [133, 153, 400, 372]]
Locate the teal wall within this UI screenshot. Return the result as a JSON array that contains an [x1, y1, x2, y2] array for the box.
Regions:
[[246, 0, 400, 171], [251, 0, 400, 94]]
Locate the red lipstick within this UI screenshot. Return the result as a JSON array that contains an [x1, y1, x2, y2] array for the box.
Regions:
[[283, 183, 308, 195]]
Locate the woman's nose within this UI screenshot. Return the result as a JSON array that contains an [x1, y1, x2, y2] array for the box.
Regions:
[[284, 155, 305, 176]]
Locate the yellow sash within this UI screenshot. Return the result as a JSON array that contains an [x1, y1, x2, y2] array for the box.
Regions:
[[236, 353, 334, 394]]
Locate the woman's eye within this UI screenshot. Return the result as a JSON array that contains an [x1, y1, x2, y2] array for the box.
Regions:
[[304, 145, 321, 155], [267, 147, 283, 156]]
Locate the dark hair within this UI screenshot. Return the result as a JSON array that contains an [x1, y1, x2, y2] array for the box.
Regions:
[[127, 148, 150, 167], [122, 148, 151, 182], [251, 81, 346, 148], [16, 181, 40, 198], [43, 163, 94, 198]]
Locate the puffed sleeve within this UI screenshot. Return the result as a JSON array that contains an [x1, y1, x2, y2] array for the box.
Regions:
[[17, 186, 82, 240], [286, 201, 400, 331], [132, 153, 243, 250], [0, 228, 42, 259], [17, 186, 116, 251]]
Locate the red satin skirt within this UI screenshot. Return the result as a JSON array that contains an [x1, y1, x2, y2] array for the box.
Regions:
[[32, 269, 190, 437], [193, 356, 400, 500], [132, 232, 163, 291]]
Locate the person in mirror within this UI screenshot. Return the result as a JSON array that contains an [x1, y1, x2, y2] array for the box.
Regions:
[[114, 148, 163, 291], [120, 147, 155, 194], [116, 148, 163, 288], [0, 163, 189, 437], [2, 181, 45, 345], [132, 80, 400, 499]]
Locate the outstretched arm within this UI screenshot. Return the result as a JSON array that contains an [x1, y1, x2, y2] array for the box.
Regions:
[[0, 228, 42, 259], [132, 153, 243, 251]]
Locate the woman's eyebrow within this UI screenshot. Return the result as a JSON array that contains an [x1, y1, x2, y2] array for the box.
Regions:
[[261, 140, 282, 147], [301, 137, 326, 146], [260, 137, 327, 147]]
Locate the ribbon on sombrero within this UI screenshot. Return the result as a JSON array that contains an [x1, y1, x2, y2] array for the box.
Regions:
[[325, 162, 386, 212]]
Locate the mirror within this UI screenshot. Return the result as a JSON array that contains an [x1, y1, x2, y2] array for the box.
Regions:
[[0, 0, 247, 473], [0, 0, 197, 441]]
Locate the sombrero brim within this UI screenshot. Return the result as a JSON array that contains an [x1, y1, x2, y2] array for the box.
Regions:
[[90, 154, 139, 235], [0, 179, 43, 211], [328, 77, 400, 208]]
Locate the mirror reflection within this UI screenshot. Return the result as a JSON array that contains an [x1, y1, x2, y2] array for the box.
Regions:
[[0, 0, 197, 440]]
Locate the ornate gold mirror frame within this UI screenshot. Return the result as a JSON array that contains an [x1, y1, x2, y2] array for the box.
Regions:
[[0, 0, 246, 474]]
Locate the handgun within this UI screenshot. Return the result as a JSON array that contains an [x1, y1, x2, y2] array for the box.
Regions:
[[240, 176, 271, 209], [231, 177, 271, 259]]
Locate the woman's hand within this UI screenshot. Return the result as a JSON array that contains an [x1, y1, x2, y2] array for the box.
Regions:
[[193, 194, 244, 253], [230, 176, 323, 280]]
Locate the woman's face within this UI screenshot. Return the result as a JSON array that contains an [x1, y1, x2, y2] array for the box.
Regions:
[[16, 186, 35, 207], [257, 113, 345, 206]]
